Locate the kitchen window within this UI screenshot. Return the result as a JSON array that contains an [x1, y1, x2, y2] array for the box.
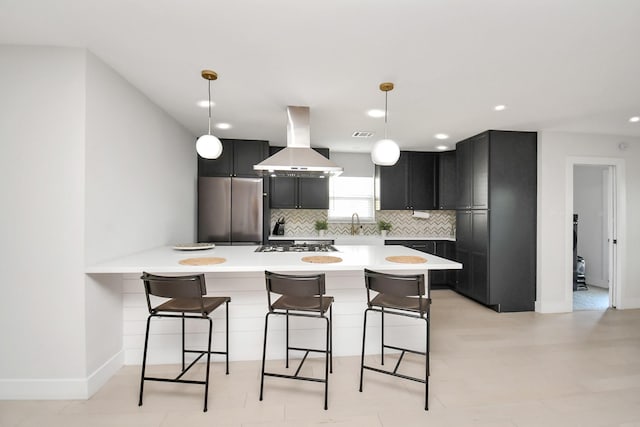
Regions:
[[328, 176, 375, 222]]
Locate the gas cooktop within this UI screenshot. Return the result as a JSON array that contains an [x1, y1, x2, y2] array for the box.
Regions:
[[255, 243, 338, 253]]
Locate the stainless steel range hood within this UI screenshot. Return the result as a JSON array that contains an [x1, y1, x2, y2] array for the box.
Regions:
[[254, 106, 343, 178]]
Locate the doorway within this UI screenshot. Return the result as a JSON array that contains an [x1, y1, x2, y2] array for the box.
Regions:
[[568, 158, 624, 311]]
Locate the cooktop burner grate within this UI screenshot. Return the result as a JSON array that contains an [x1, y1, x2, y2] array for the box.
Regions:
[[255, 243, 338, 253]]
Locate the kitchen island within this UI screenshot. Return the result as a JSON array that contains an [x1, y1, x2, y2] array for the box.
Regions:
[[86, 244, 460, 274], [87, 244, 461, 366]]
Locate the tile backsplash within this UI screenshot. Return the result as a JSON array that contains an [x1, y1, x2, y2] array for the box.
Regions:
[[270, 209, 456, 237]]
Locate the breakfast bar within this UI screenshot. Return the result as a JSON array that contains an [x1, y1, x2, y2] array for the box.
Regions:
[[87, 244, 461, 366]]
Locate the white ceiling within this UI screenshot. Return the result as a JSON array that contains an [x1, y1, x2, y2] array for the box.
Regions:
[[2, 0, 640, 152]]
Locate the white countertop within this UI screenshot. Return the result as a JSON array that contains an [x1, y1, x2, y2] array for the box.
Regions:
[[86, 244, 462, 274], [268, 235, 456, 242]]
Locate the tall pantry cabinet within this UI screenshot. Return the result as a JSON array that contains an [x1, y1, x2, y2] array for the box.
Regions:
[[455, 130, 537, 312]]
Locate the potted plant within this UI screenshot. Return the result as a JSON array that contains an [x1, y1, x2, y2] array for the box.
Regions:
[[377, 220, 392, 237], [314, 219, 328, 236]]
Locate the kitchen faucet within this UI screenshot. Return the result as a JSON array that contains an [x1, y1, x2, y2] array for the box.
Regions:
[[351, 212, 360, 235]]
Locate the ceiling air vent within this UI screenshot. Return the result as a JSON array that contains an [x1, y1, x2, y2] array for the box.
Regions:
[[352, 131, 375, 138]]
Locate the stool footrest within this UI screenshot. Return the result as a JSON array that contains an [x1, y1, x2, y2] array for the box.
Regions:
[[383, 344, 426, 356], [362, 365, 426, 384], [184, 349, 228, 355], [263, 372, 326, 383], [288, 346, 327, 354], [143, 377, 207, 386]]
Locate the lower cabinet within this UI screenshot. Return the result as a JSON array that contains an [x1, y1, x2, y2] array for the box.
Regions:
[[385, 240, 456, 289], [456, 208, 535, 312]]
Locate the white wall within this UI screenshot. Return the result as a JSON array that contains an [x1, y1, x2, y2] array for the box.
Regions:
[[0, 47, 88, 397], [538, 132, 640, 312], [574, 165, 609, 288], [0, 46, 196, 398], [84, 52, 195, 266], [83, 52, 196, 384]]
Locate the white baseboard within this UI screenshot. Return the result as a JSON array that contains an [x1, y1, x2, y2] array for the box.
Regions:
[[0, 377, 88, 400], [617, 296, 640, 310], [87, 350, 124, 397], [0, 350, 123, 400], [535, 299, 572, 313], [586, 280, 609, 288]]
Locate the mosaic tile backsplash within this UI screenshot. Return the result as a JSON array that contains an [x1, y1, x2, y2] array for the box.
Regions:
[[270, 209, 456, 237]]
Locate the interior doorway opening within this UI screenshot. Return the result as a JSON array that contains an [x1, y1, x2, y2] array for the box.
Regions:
[[569, 160, 621, 311]]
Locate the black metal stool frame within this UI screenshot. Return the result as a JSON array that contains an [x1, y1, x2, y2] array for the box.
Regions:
[[138, 272, 230, 412], [259, 271, 333, 410], [358, 268, 431, 410]]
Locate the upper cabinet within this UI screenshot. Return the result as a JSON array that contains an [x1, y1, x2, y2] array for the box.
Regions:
[[198, 139, 269, 177], [377, 151, 437, 210], [437, 150, 457, 210], [269, 147, 330, 209], [456, 133, 488, 209]]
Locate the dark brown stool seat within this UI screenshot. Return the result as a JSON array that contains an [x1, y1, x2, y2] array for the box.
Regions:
[[359, 268, 431, 410], [259, 271, 333, 410], [138, 272, 230, 412]]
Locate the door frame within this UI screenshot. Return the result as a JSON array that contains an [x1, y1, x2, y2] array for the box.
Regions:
[[566, 157, 626, 310]]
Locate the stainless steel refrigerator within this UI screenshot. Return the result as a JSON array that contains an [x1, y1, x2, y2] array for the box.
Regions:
[[198, 177, 263, 244]]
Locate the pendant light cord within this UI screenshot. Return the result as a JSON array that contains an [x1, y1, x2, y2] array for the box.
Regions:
[[207, 79, 212, 135], [384, 89, 389, 139]]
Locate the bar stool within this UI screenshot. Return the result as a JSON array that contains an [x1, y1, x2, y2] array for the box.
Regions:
[[138, 272, 230, 412], [259, 271, 333, 410], [358, 268, 431, 410]]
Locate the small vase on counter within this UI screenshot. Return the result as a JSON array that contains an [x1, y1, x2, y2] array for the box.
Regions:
[[319, 229, 326, 237], [380, 230, 388, 237]]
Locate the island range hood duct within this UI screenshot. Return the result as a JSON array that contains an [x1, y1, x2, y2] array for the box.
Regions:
[[254, 106, 343, 178]]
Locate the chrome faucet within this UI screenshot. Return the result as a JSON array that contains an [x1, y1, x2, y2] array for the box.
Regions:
[[351, 212, 360, 235]]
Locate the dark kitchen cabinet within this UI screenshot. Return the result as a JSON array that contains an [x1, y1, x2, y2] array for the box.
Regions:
[[385, 239, 435, 253], [454, 130, 537, 312], [437, 150, 457, 210], [198, 139, 269, 177], [455, 139, 472, 209], [434, 240, 457, 287], [269, 176, 297, 208], [456, 133, 488, 209], [377, 151, 437, 210], [269, 147, 329, 209], [456, 210, 488, 302]]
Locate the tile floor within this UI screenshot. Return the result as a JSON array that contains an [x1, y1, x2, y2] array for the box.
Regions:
[[573, 285, 610, 311], [1, 290, 640, 427]]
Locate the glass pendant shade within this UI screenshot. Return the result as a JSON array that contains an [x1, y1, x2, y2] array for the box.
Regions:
[[371, 138, 400, 165], [196, 134, 223, 159]]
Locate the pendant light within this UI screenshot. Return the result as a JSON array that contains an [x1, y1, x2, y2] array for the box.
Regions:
[[196, 69, 223, 159], [371, 82, 400, 166]]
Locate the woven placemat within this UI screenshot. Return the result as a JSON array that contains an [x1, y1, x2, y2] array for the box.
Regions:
[[301, 255, 343, 264], [179, 257, 226, 266], [385, 255, 427, 264]]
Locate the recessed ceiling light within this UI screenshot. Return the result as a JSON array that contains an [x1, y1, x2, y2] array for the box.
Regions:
[[436, 145, 449, 151], [215, 123, 232, 130], [197, 100, 215, 108], [434, 133, 449, 140], [352, 131, 375, 138], [630, 116, 640, 123], [367, 109, 385, 118], [494, 104, 506, 111]]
